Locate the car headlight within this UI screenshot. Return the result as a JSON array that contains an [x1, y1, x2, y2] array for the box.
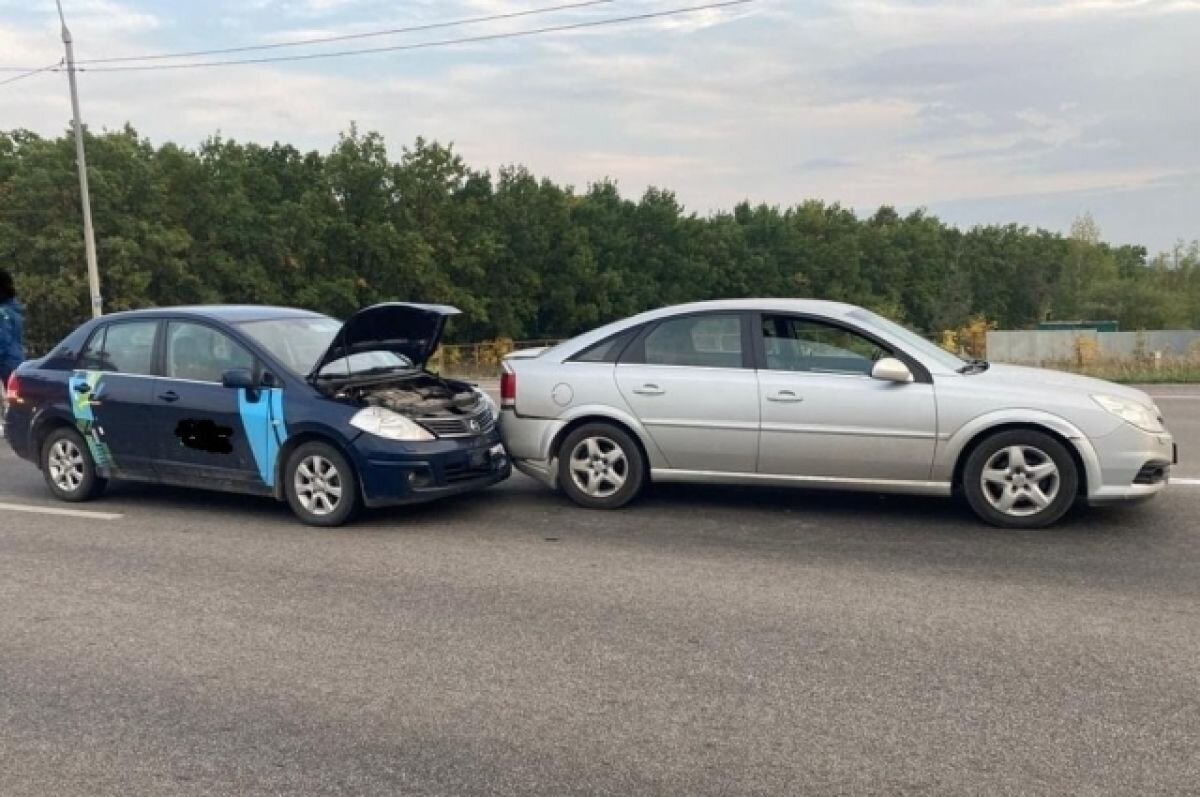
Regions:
[[475, 389, 499, 422], [1091, 395, 1164, 433], [350, 407, 435, 441]]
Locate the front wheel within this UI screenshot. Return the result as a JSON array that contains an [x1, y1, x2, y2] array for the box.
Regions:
[[963, 430, 1079, 529], [557, 423, 647, 509], [41, 427, 107, 502], [284, 442, 360, 527]]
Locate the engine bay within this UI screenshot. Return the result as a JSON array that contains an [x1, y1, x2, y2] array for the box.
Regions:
[[331, 372, 484, 418]]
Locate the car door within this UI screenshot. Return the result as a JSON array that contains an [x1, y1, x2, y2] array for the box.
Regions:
[[73, 319, 161, 477], [754, 313, 937, 482], [615, 312, 759, 473], [152, 320, 267, 491]]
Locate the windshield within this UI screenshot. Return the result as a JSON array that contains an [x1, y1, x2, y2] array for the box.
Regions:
[[240, 316, 417, 378], [238, 317, 341, 375], [317, 350, 413, 378], [847, 309, 967, 371]]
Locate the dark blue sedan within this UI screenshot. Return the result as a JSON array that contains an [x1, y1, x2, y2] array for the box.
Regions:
[[3, 303, 510, 526]]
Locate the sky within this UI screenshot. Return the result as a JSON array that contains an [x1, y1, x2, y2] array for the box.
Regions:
[[0, 0, 1197, 253]]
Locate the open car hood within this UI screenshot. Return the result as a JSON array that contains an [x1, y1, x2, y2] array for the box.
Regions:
[[308, 302, 461, 378]]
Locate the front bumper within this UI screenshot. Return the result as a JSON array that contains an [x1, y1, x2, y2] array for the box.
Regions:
[[350, 430, 512, 508], [1086, 422, 1175, 505]]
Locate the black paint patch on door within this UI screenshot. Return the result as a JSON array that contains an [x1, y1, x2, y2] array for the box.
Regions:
[[176, 419, 235, 454]]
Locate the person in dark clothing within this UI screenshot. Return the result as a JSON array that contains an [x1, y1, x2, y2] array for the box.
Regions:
[[0, 269, 25, 386]]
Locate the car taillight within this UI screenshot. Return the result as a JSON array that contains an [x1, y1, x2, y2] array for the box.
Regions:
[[4, 372, 20, 404], [500, 370, 516, 409]]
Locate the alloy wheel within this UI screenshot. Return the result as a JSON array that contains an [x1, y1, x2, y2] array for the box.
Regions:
[[979, 444, 1061, 518], [569, 436, 629, 499], [48, 438, 85, 493], [294, 454, 344, 517]]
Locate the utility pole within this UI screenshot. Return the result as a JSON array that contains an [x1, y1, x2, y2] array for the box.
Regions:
[[55, 0, 102, 318]]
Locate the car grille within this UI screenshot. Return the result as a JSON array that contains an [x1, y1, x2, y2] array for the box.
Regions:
[[444, 458, 495, 483], [419, 408, 495, 438]]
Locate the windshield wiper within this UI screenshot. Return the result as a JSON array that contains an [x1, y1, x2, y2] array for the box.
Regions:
[[356, 365, 412, 376], [314, 364, 410, 380], [958, 358, 991, 374]]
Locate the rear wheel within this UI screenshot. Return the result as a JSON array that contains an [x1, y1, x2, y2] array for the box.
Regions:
[[963, 430, 1078, 529], [41, 427, 107, 502], [284, 442, 360, 527], [557, 423, 646, 509]]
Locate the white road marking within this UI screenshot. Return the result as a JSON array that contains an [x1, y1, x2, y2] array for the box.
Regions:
[[1170, 478, 1200, 486], [0, 502, 123, 520]]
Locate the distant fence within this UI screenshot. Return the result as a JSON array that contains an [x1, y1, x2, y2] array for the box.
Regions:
[[987, 330, 1200, 365], [431, 339, 561, 378]]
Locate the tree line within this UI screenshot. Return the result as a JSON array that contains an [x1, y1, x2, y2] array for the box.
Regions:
[[1, 124, 1197, 355]]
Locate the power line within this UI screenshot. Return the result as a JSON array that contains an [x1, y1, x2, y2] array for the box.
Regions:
[[77, 0, 616, 65], [68, 1, 753, 73], [0, 0, 612, 71], [0, 61, 62, 88]]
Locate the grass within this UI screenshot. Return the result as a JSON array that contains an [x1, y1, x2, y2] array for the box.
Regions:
[[1040, 359, 1200, 384]]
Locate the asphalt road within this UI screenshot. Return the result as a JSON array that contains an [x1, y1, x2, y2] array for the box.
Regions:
[[1, 391, 1199, 796]]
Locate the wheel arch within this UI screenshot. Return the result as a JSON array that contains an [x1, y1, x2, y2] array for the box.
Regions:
[[549, 413, 654, 482], [272, 429, 362, 501], [30, 412, 78, 469], [951, 421, 1091, 497]]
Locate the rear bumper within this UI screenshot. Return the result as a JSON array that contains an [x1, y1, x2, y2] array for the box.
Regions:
[[499, 410, 564, 489], [3, 404, 33, 460], [513, 457, 557, 489], [351, 430, 512, 508]]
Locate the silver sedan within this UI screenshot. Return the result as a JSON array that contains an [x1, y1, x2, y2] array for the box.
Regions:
[[499, 299, 1176, 528]]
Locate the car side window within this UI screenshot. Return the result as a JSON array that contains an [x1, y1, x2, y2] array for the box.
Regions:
[[571, 327, 640, 363], [761, 316, 889, 376], [165, 322, 255, 383], [78, 328, 107, 371], [640, 314, 744, 369], [78, 321, 158, 375]]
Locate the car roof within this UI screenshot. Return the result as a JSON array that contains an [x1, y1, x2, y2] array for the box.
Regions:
[[583, 298, 862, 334], [96, 305, 329, 324], [631, 298, 860, 320]]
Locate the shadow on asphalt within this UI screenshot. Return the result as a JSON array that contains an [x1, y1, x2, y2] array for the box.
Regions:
[[42, 471, 1194, 597], [94, 472, 1156, 541]]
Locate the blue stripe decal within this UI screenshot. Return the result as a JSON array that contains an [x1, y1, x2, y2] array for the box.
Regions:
[[238, 387, 287, 487], [69, 370, 113, 469]]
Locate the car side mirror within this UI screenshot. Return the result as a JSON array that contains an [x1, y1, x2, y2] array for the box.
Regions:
[[221, 368, 256, 389], [871, 357, 914, 384]]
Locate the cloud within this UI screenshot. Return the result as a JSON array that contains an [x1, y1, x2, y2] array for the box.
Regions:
[[794, 156, 860, 173], [0, 0, 1197, 249]]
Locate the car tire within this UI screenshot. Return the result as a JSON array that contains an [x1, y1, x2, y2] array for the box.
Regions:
[[963, 430, 1079, 529], [41, 426, 107, 502], [284, 441, 360, 527], [557, 423, 646, 509]]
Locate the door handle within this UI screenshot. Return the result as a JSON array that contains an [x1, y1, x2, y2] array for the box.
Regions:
[[158, 390, 180, 403], [767, 390, 803, 403], [632, 384, 665, 396]]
